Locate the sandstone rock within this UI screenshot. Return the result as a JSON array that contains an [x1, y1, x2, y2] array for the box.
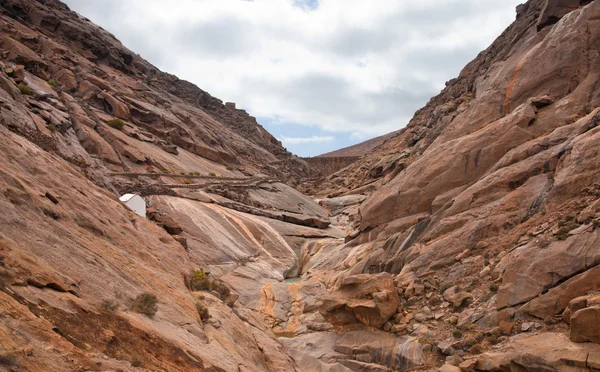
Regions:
[[322, 273, 399, 328], [13, 64, 25, 82], [54, 69, 77, 91], [333, 331, 423, 370], [98, 92, 131, 120], [439, 363, 461, 372], [443, 286, 471, 309], [570, 306, 600, 343], [458, 359, 476, 372], [437, 339, 457, 356]]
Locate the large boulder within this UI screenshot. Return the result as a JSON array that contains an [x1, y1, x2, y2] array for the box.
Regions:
[[321, 273, 399, 328], [570, 306, 600, 343]]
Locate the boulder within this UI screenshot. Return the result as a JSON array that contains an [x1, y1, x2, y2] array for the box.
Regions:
[[443, 286, 471, 309], [570, 306, 600, 344], [54, 69, 78, 91], [98, 92, 131, 120], [321, 273, 399, 328]]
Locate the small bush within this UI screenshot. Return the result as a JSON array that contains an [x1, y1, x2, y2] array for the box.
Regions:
[[101, 299, 118, 312], [453, 329, 463, 339], [211, 279, 231, 299], [489, 284, 499, 293], [130, 292, 158, 317], [188, 172, 195, 176], [469, 344, 484, 354], [190, 269, 209, 291], [226, 166, 233, 171], [189, 269, 230, 300], [194, 172, 201, 176], [209, 172, 217, 177], [48, 80, 58, 88], [180, 171, 186, 175], [18, 84, 33, 95], [162, 169, 170, 174], [47, 123, 57, 133], [107, 118, 125, 130], [195, 301, 209, 322], [183, 179, 192, 185]]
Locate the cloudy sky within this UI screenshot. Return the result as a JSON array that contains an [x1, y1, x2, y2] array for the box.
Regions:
[[63, 0, 522, 156]]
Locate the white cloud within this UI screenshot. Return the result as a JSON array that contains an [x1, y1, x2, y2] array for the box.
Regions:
[[280, 135, 335, 144], [64, 0, 522, 144]]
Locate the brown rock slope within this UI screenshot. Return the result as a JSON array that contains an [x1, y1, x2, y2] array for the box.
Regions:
[[310, 0, 600, 369], [0, 0, 312, 187]]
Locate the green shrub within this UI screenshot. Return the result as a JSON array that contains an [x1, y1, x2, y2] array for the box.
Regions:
[[183, 179, 192, 185], [47, 123, 57, 133], [107, 118, 125, 130], [453, 329, 463, 339], [47, 80, 58, 88], [195, 301, 209, 322], [194, 172, 201, 176], [209, 172, 217, 177], [101, 299, 118, 312], [489, 284, 499, 293], [191, 269, 209, 291], [130, 292, 158, 317], [17, 84, 33, 95], [226, 166, 233, 171], [188, 171, 195, 176], [189, 269, 230, 300], [162, 169, 170, 174], [469, 344, 484, 354], [180, 171, 186, 175]]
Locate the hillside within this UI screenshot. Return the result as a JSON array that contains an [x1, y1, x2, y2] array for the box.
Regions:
[[2, 0, 600, 371], [317, 130, 401, 158]]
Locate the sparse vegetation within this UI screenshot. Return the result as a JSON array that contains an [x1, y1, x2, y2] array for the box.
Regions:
[[48, 80, 58, 88], [107, 118, 125, 130], [191, 269, 210, 291], [209, 172, 217, 177], [162, 169, 170, 174], [47, 123, 57, 133], [489, 284, 499, 293], [226, 166, 234, 171], [180, 171, 186, 175], [130, 292, 158, 317], [453, 329, 463, 339], [195, 301, 209, 322], [18, 84, 33, 95], [101, 299, 118, 312], [194, 172, 201, 176], [189, 269, 230, 300], [183, 179, 193, 185], [469, 344, 484, 354]]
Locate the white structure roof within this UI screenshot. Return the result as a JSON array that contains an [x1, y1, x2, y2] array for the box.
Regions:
[[119, 194, 146, 217], [119, 193, 137, 202]]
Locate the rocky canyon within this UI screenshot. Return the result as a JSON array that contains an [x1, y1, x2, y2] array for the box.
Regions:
[[2, 0, 600, 371]]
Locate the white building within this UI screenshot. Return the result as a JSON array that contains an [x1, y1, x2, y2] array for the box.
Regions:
[[119, 194, 146, 217]]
